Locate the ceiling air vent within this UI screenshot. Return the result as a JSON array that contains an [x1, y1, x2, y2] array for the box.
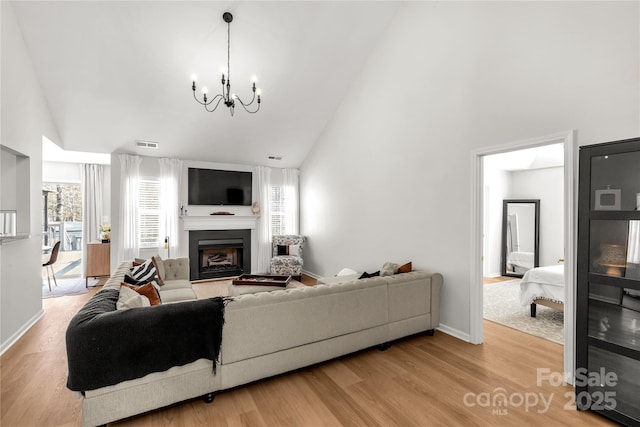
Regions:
[[135, 140, 159, 149], [268, 155, 282, 160]]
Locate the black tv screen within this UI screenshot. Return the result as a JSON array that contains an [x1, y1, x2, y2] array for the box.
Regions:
[[188, 168, 252, 206]]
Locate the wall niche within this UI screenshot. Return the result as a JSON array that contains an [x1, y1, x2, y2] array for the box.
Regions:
[[1, 145, 31, 240]]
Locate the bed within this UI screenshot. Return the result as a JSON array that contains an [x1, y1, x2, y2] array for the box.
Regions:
[[507, 251, 535, 274], [519, 264, 565, 317]]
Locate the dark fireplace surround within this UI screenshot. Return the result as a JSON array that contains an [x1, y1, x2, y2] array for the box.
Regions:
[[189, 229, 251, 281]]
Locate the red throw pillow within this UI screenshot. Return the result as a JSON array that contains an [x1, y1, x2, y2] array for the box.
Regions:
[[122, 282, 161, 306], [397, 262, 412, 274]]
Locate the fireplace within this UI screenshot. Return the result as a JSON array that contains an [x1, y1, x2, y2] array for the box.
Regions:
[[189, 229, 251, 281]]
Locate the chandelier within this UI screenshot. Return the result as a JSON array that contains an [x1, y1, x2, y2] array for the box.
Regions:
[[191, 12, 261, 115]]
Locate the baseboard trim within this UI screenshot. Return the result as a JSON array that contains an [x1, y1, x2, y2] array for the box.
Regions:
[[0, 309, 44, 356], [302, 270, 322, 280], [437, 323, 471, 343]]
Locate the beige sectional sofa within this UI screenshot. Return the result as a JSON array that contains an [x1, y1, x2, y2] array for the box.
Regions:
[[70, 263, 443, 427]]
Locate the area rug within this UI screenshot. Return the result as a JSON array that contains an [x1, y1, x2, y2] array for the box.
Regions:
[[42, 278, 97, 298], [483, 279, 564, 344]]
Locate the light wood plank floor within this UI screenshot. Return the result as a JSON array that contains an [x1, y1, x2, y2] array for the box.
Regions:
[[1, 283, 617, 426]]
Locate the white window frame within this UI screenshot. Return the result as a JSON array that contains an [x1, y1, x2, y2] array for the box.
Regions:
[[270, 185, 286, 236], [138, 177, 160, 249]]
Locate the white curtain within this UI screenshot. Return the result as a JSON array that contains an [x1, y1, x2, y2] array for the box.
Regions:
[[255, 165, 272, 273], [159, 158, 183, 259], [282, 168, 300, 235], [627, 221, 640, 264], [80, 164, 104, 275], [118, 154, 142, 262]]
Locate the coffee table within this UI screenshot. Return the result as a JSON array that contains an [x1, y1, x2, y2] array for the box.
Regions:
[[232, 274, 291, 287]]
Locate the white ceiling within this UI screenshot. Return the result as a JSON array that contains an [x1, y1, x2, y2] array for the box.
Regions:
[[484, 143, 565, 171], [11, 1, 400, 168]]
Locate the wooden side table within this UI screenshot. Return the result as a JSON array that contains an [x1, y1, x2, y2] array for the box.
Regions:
[[86, 242, 110, 287]]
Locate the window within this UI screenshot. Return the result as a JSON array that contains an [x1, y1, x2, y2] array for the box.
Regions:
[[139, 178, 160, 248], [270, 185, 286, 236]]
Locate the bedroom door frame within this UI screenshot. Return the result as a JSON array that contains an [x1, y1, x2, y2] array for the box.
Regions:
[[469, 130, 577, 384]]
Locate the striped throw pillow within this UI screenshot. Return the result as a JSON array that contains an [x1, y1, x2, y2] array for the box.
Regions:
[[130, 258, 157, 283]]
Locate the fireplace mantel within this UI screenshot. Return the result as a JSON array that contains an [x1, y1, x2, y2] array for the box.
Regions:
[[180, 215, 258, 231]]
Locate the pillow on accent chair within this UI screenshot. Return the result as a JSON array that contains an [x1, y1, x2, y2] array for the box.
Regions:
[[117, 285, 151, 310], [122, 282, 161, 306], [277, 245, 301, 256]]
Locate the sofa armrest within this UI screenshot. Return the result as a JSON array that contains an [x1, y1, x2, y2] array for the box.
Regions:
[[161, 257, 190, 281]]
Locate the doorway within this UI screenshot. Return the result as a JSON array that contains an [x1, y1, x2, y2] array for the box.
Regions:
[[42, 182, 83, 278], [482, 146, 563, 343], [470, 130, 577, 384]]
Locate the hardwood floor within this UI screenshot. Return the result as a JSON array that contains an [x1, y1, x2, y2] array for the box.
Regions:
[[483, 276, 517, 285], [1, 283, 616, 426]]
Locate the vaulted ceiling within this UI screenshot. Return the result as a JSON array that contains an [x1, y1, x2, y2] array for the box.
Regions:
[[11, 1, 400, 167]]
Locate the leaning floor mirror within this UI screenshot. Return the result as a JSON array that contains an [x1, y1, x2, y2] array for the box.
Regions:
[[501, 199, 540, 277]]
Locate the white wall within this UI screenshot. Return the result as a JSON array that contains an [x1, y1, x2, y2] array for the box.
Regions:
[[1, 2, 61, 353], [510, 167, 564, 267], [300, 2, 639, 339]]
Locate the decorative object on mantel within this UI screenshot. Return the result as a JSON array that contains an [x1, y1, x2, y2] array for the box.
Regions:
[[99, 224, 111, 243], [191, 12, 261, 115], [252, 202, 260, 214], [211, 212, 235, 215]]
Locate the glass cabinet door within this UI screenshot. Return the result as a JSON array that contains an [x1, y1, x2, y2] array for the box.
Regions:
[[591, 151, 640, 212]]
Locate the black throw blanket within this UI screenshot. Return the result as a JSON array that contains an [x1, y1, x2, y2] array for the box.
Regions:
[[66, 289, 226, 391]]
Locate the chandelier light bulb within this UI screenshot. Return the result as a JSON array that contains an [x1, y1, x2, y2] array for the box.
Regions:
[[256, 89, 262, 96], [190, 11, 261, 115]]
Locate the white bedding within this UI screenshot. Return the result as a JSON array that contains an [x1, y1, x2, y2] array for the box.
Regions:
[[519, 264, 565, 307], [508, 251, 535, 269]]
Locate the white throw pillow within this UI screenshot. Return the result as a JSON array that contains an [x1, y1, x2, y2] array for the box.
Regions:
[[117, 285, 151, 310], [380, 262, 399, 277], [337, 268, 358, 276]]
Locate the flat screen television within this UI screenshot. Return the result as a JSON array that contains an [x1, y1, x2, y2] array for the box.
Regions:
[[188, 168, 252, 206]]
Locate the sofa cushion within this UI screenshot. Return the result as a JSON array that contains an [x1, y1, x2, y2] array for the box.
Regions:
[[160, 287, 197, 303], [161, 258, 190, 281]]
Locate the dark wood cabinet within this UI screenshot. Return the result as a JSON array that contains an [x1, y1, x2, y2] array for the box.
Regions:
[[577, 137, 640, 426]]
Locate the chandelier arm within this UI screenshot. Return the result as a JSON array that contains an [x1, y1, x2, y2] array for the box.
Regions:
[[204, 96, 225, 112], [236, 99, 260, 114], [234, 92, 256, 107], [192, 91, 224, 106]]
